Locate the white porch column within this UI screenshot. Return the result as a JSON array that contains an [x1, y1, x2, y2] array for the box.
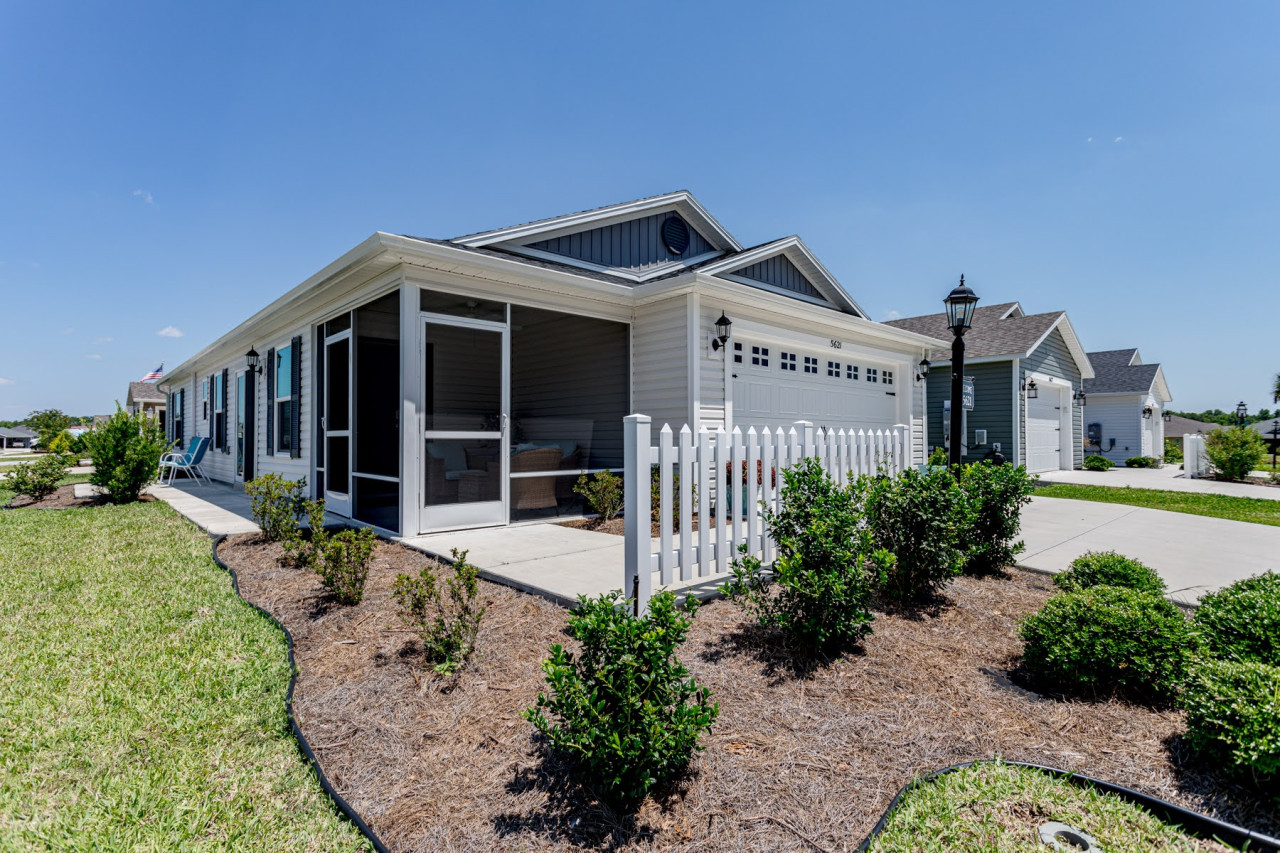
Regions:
[[624, 414, 652, 614], [398, 281, 420, 537]]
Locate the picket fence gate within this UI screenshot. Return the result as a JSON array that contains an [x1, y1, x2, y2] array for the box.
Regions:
[[622, 414, 910, 613]]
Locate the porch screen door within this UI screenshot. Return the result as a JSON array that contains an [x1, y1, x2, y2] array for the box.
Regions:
[[420, 315, 508, 532], [324, 331, 352, 517]]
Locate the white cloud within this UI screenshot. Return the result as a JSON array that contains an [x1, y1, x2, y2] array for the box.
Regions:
[[1087, 137, 1093, 142], [85, 354, 102, 360], [156, 325, 184, 338], [1114, 136, 1125, 143], [0, 377, 14, 386], [882, 309, 903, 321], [133, 189, 155, 204], [93, 336, 114, 344]]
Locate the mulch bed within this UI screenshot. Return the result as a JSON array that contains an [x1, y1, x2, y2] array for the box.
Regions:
[[2, 484, 113, 510], [217, 535, 1278, 852]]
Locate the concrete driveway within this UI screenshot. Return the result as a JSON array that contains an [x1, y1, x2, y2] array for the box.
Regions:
[[1019, 496, 1280, 605], [1036, 465, 1280, 501]]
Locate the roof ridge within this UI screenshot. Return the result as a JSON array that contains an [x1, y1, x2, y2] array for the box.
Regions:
[[450, 190, 691, 242]]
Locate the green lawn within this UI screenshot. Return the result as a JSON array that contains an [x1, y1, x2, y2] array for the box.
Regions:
[[1036, 483, 1280, 527], [868, 761, 1217, 852], [0, 500, 369, 851], [0, 473, 92, 507]]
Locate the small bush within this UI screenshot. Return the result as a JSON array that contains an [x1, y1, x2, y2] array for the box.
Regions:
[[83, 406, 170, 504], [574, 469, 622, 522], [524, 590, 718, 811], [1163, 439, 1183, 464], [956, 461, 1035, 574], [3, 453, 68, 503], [392, 548, 487, 675], [316, 525, 377, 606], [1019, 586, 1200, 703], [245, 473, 308, 542], [68, 432, 88, 457], [862, 466, 970, 602], [283, 498, 327, 571], [1125, 455, 1161, 468], [1181, 659, 1280, 783], [1193, 572, 1280, 666], [1083, 454, 1114, 471], [46, 431, 74, 456], [1053, 551, 1166, 595], [651, 466, 691, 526], [927, 446, 949, 467], [724, 457, 892, 652], [1205, 426, 1266, 481]]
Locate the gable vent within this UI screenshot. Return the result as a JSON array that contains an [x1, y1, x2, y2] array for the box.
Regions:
[[661, 216, 690, 256]]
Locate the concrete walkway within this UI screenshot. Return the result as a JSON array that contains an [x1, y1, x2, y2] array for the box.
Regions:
[[1036, 465, 1280, 500], [149, 481, 263, 535], [1019, 496, 1280, 605]]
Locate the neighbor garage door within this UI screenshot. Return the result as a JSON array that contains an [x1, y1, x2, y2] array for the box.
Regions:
[[1026, 390, 1064, 473], [731, 341, 900, 433]]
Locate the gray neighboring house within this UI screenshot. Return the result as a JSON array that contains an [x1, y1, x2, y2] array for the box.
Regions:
[[1248, 418, 1280, 455], [0, 426, 37, 449], [126, 381, 168, 430], [1080, 349, 1173, 463], [886, 301, 1094, 473], [1164, 415, 1219, 452]]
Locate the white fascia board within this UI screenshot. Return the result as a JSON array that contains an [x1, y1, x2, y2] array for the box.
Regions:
[[999, 303, 1025, 319], [453, 191, 743, 252], [1026, 313, 1096, 379], [692, 236, 867, 318], [498, 244, 723, 283]]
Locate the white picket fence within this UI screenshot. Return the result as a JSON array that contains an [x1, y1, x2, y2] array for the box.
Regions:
[[622, 414, 910, 612]]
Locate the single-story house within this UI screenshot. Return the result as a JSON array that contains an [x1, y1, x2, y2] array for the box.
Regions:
[[1248, 418, 1280, 456], [885, 301, 1094, 473], [1163, 415, 1220, 453], [162, 191, 944, 536], [0, 425, 37, 449], [126, 381, 168, 429], [1079, 349, 1173, 463]]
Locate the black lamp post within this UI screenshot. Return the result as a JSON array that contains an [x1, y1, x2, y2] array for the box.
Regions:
[[244, 347, 262, 376], [944, 275, 979, 466], [1236, 401, 1248, 427], [1272, 419, 1279, 469]]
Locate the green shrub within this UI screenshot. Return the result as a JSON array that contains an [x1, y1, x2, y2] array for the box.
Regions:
[[245, 473, 308, 542], [1019, 586, 1200, 703], [1181, 659, 1280, 782], [3, 453, 68, 503], [862, 466, 970, 602], [724, 457, 892, 652], [651, 465, 693, 526], [392, 548, 486, 675], [83, 406, 170, 504], [1163, 439, 1183, 464], [1083, 454, 1114, 471], [927, 446, 949, 467], [1205, 426, 1266, 481], [1053, 551, 1166, 595], [956, 462, 1035, 574], [46, 431, 74, 456], [282, 498, 327, 571], [316, 525, 377, 606], [68, 432, 88, 457], [524, 590, 718, 811], [1193, 572, 1280, 666], [573, 469, 622, 522], [1125, 455, 1161, 468]]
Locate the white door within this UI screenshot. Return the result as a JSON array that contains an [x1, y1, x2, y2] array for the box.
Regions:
[[731, 342, 900, 432], [322, 330, 353, 517], [1026, 389, 1064, 473]]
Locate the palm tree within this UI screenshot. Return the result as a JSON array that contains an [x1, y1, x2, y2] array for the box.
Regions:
[[1274, 372, 1280, 404]]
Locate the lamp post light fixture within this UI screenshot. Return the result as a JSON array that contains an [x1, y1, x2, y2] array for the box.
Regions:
[[1236, 401, 1248, 427], [916, 357, 931, 382], [244, 347, 262, 376], [1021, 377, 1038, 399], [1073, 388, 1087, 407], [1142, 405, 1154, 420], [944, 275, 978, 466], [710, 312, 732, 351]]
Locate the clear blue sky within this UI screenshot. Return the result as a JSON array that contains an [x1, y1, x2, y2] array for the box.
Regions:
[[1, 1, 1276, 419]]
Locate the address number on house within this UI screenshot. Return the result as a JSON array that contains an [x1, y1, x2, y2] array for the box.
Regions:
[[829, 339, 843, 349]]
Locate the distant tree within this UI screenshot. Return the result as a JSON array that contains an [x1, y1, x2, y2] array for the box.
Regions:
[[24, 409, 73, 448], [1273, 373, 1280, 405]]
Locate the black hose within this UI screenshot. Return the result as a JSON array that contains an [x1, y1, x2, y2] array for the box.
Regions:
[[209, 535, 390, 853], [856, 759, 1279, 852]]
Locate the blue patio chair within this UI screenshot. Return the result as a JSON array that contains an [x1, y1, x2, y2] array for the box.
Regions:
[[160, 436, 211, 486]]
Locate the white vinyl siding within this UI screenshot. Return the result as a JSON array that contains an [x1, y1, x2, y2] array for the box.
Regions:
[[632, 296, 690, 428], [1085, 395, 1144, 464]]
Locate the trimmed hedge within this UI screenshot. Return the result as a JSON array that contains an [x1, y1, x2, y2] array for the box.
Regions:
[[1083, 455, 1114, 471], [1053, 551, 1166, 596], [1193, 572, 1280, 667], [1181, 659, 1280, 782], [956, 462, 1035, 575], [1125, 456, 1161, 468]]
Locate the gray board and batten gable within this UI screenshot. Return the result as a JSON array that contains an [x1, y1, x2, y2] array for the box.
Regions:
[[523, 212, 719, 276], [726, 253, 825, 300]]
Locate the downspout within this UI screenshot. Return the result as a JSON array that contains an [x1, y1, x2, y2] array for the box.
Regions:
[[1011, 357, 1021, 467]]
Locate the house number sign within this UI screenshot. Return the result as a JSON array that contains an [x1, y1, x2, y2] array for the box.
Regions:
[[829, 339, 843, 349]]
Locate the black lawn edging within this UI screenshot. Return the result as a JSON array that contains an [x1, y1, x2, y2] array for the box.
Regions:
[[209, 534, 390, 853], [855, 759, 1280, 853]]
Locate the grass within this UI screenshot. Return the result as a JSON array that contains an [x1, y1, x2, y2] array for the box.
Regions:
[[1036, 483, 1280, 528], [0, 473, 92, 506], [868, 760, 1220, 852], [0, 500, 370, 851]]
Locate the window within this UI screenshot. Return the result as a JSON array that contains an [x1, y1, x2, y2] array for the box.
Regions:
[[867, 367, 879, 383], [751, 346, 769, 367], [781, 352, 797, 371], [733, 342, 743, 364], [213, 373, 225, 450], [803, 356, 818, 374], [883, 370, 894, 385], [827, 361, 840, 378], [173, 388, 184, 443], [202, 378, 209, 420], [847, 364, 859, 380], [276, 344, 293, 453]]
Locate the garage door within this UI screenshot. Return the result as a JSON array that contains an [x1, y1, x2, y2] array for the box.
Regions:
[[1026, 390, 1064, 473], [731, 342, 900, 433]]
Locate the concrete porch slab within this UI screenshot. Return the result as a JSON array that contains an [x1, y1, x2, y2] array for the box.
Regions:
[[149, 481, 262, 535]]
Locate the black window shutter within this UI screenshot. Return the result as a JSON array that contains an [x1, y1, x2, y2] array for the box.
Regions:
[[166, 392, 174, 442], [221, 368, 230, 453], [266, 348, 275, 456], [289, 335, 302, 459], [207, 374, 213, 423], [178, 388, 185, 444]]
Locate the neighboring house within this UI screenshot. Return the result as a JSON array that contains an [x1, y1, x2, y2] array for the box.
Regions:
[[126, 381, 168, 429], [1163, 415, 1220, 453], [162, 191, 943, 536], [0, 426, 37, 449], [1080, 349, 1173, 464], [1248, 418, 1280, 456], [886, 302, 1094, 473]]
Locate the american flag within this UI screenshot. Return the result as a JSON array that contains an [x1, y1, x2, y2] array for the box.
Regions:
[[140, 364, 164, 382]]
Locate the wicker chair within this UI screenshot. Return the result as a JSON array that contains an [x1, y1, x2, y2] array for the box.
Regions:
[[555, 446, 583, 505], [510, 447, 562, 516]]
